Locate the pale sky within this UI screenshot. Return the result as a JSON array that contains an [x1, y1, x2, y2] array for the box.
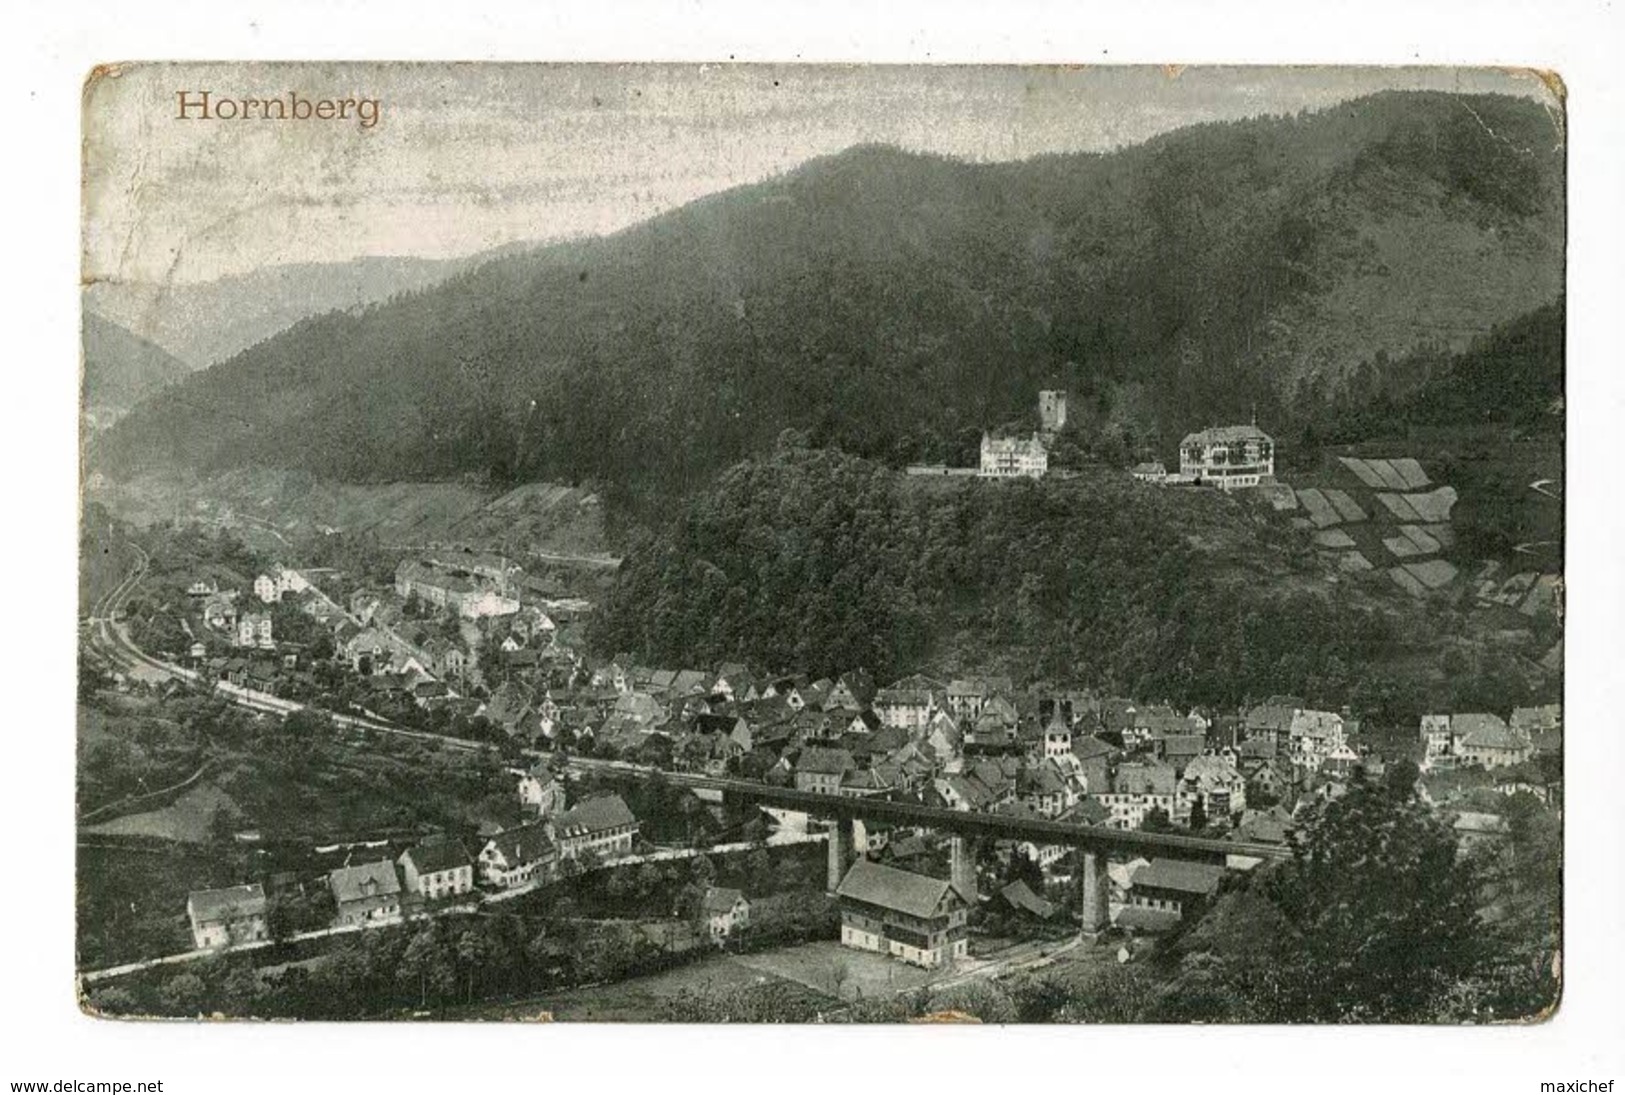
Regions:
[[82, 63, 1557, 285]]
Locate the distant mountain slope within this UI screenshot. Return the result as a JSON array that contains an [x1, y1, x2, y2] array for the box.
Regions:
[[84, 250, 523, 369], [84, 466, 611, 561], [93, 91, 1564, 509], [80, 312, 192, 427]]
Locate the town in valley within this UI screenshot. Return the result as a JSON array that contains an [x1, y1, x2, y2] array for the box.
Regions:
[[77, 64, 1565, 1024]]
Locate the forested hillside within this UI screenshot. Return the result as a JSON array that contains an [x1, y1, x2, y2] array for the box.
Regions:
[[94, 91, 1563, 513], [589, 437, 1550, 723], [1308, 303, 1564, 445], [80, 313, 192, 427]]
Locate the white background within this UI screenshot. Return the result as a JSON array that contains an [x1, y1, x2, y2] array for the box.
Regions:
[[3, 1, 1621, 1092]]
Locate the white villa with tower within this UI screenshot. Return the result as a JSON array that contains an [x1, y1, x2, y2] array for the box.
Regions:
[[979, 433, 1049, 479], [976, 389, 1066, 479]]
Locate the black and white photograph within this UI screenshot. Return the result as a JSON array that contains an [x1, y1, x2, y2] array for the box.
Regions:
[[70, 60, 1576, 1027]]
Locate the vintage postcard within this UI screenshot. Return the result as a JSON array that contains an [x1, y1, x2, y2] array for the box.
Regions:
[[78, 62, 1563, 1023]]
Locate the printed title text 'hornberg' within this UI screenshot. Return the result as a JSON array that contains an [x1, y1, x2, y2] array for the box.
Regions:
[[175, 91, 381, 129]]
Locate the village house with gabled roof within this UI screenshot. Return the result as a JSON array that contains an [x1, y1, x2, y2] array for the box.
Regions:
[[552, 794, 639, 861], [1419, 764, 1495, 808], [611, 688, 669, 727], [254, 572, 281, 604], [1159, 733, 1208, 773], [698, 886, 751, 944], [795, 746, 855, 795], [1182, 754, 1248, 818], [670, 669, 712, 697], [799, 679, 834, 711], [1492, 762, 1558, 806], [679, 728, 741, 775], [328, 860, 403, 927], [518, 761, 565, 817], [996, 878, 1059, 921], [691, 712, 752, 753], [1453, 810, 1512, 856], [1127, 858, 1226, 923], [933, 769, 1011, 813], [202, 591, 239, 632], [840, 765, 894, 798], [944, 676, 1014, 720], [186, 884, 268, 949], [1288, 708, 1347, 770], [1070, 734, 1115, 794], [1129, 705, 1187, 749], [399, 836, 474, 900], [511, 605, 556, 643], [1095, 759, 1189, 830], [1452, 713, 1531, 770], [873, 675, 940, 730], [835, 859, 970, 968], [1226, 809, 1293, 869], [1016, 761, 1070, 818], [1244, 702, 1299, 749], [1510, 703, 1562, 755], [344, 628, 395, 674], [1242, 754, 1293, 803], [823, 677, 863, 712], [711, 663, 757, 703], [1420, 713, 1454, 763], [478, 821, 557, 889], [484, 680, 535, 734], [419, 636, 468, 680], [236, 611, 273, 650]]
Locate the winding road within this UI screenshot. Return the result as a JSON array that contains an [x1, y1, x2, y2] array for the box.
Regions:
[[82, 548, 485, 752]]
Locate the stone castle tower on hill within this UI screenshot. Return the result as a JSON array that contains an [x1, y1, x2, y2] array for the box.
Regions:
[[1038, 390, 1068, 434]]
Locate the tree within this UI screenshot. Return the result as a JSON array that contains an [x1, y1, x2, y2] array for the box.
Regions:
[[826, 956, 855, 1000], [1187, 796, 1208, 833], [425, 943, 458, 1007], [86, 986, 139, 1017], [266, 896, 298, 943], [1383, 758, 1421, 801], [456, 929, 489, 1004], [673, 882, 706, 920], [744, 849, 774, 891], [219, 965, 263, 1016], [1263, 778, 1487, 1021], [158, 972, 208, 1016], [1141, 807, 1176, 834], [605, 867, 638, 904], [209, 804, 237, 846], [398, 926, 439, 1009], [308, 631, 336, 663], [634, 862, 666, 902]]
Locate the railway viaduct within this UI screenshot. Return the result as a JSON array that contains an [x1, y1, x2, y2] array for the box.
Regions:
[[657, 776, 1293, 933]]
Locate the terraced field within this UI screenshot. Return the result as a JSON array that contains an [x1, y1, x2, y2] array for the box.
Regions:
[[1271, 439, 1562, 690], [1278, 454, 1470, 599]]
